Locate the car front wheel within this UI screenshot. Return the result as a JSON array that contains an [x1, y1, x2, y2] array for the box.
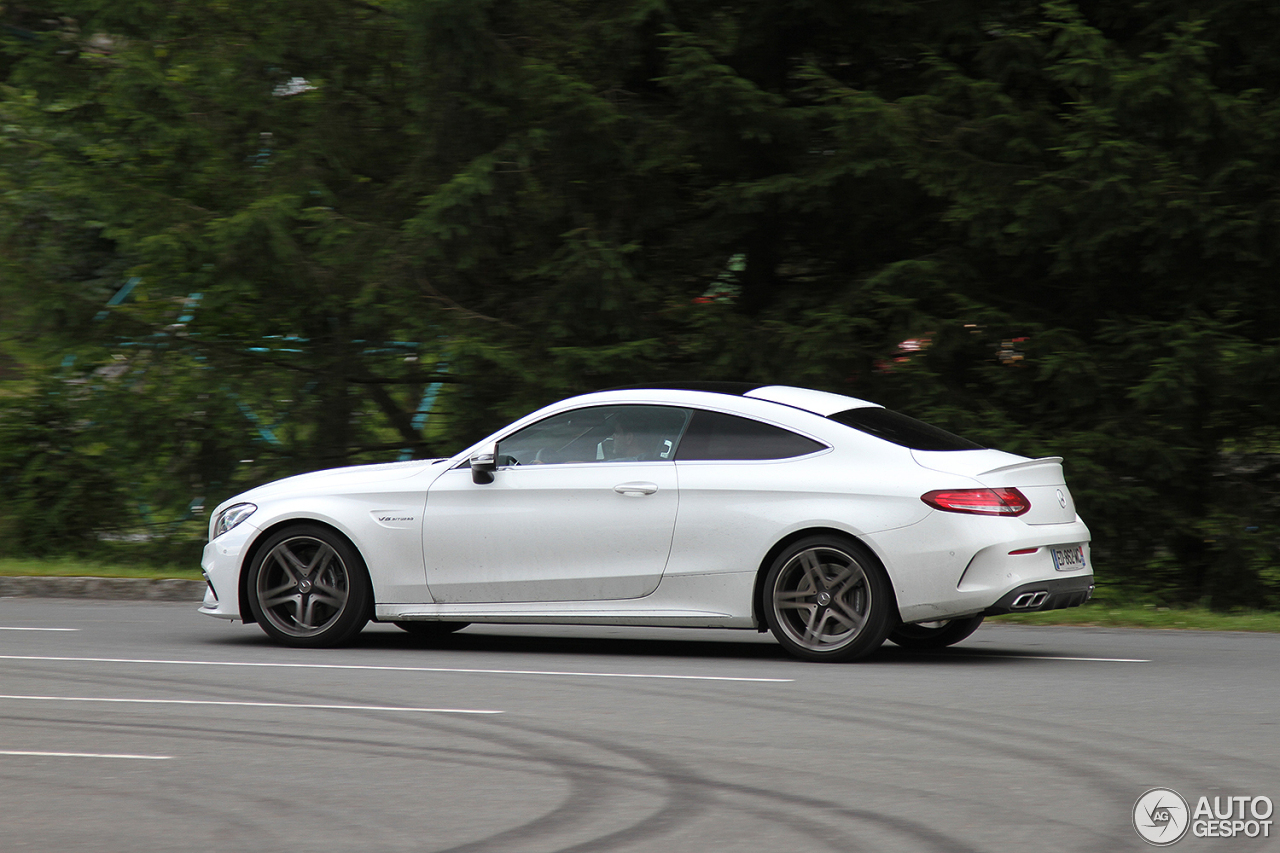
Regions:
[[888, 615, 984, 650], [246, 525, 370, 647], [763, 536, 893, 662]]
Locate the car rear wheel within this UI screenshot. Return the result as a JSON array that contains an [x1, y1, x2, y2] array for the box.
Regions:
[[247, 525, 370, 647], [763, 535, 893, 662], [394, 621, 469, 639], [888, 615, 985, 650]]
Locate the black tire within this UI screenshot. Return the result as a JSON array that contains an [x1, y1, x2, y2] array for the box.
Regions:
[[246, 524, 370, 647], [394, 621, 469, 639], [888, 615, 985, 650], [763, 535, 893, 662]]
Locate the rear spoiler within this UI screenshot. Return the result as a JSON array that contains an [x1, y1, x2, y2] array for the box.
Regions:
[[979, 457, 1065, 488], [980, 457, 1063, 477]]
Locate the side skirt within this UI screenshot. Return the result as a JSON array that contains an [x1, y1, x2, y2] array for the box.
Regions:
[[375, 570, 758, 629]]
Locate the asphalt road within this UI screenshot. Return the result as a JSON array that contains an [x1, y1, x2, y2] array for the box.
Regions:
[[1, 599, 1277, 853]]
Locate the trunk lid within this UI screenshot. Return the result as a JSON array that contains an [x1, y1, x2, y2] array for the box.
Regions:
[[912, 450, 1077, 525]]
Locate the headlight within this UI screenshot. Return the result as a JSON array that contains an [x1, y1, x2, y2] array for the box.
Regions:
[[212, 503, 257, 539]]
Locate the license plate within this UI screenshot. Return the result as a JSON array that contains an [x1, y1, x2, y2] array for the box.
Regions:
[[1051, 544, 1088, 572]]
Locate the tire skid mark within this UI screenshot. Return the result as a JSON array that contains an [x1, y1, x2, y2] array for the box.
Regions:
[[869, 701, 1278, 853], [7, 705, 678, 852], [0, 670, 1109, 851], [803, 690, 1278, 788], [732, 803, 867, 853], [596, 675, 1276, 779], [519, 734, 712, 853], [3, 712, 580, 851], [416, 717, 986, 853], [884, 696, 1278, 784], [8, 630, 1274, 853], [0, 712, 556, 780], [375, 716, 677, 853], [688, 689, 1272, 852], [0, 710, 880, 852], [12, 695, 1271, 853], [640, 690, 1132, 848]]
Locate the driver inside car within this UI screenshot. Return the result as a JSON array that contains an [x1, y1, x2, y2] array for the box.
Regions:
[[608, 413, 650, 461]]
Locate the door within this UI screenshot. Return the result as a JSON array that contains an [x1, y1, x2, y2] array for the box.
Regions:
[[423, 405, 688, 603]]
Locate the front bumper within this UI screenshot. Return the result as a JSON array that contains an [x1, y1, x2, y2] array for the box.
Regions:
[[198, 522, 259, 621]]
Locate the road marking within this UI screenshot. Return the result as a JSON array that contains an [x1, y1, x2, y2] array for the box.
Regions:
[[0, 695, 501, 714], [946, 654, 1149, 663], [0, 655, 792, 683], [0, 750, 170, 760], [1013, 655, 1149, 662], [0, 627, 79, 632]]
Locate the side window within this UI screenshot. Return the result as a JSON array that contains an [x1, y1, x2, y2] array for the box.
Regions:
[[496, 406, 690, 465], [675, 410, 827, 461]]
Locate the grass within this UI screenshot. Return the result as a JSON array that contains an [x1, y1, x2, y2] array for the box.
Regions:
[[0, 556, 202, 581], [3, 558, 1278, 632]]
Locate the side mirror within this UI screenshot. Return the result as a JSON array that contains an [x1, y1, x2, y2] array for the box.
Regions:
[[470, 451, 497, 485]]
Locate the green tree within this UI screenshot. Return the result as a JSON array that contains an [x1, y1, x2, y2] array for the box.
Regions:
[[2, 0, 1279, 605]]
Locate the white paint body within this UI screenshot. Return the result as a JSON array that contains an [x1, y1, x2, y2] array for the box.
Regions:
[[200, 386, 1091, 630]]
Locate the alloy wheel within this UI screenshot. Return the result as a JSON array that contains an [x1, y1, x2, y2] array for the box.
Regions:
[[769, 545, 872, 653], [254, 535, 353, 639]]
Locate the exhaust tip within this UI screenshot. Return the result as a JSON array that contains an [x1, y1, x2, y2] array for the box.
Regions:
[[1011, 591, 1049, 609]]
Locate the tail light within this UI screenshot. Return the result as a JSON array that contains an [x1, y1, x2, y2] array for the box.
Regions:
[[921, 488, 1030, 517]]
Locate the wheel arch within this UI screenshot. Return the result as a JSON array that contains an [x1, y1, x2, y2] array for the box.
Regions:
[[751, 527, 902, 631], [237, 518, 368, 626]]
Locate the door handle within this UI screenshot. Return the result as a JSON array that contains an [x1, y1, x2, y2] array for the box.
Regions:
[[614, 482, 658, 496]]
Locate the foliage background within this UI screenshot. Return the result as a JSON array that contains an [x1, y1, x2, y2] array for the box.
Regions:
[[2, 0, 1278, 607]]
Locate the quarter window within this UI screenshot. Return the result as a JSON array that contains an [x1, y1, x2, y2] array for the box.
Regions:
[[675, 410, 826, 461]]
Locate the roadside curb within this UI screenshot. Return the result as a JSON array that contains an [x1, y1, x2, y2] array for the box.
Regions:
[[0, 576, 206, 602]]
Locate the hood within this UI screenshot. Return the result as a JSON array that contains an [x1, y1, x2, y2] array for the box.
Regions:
[[236, 458, 446, 502]]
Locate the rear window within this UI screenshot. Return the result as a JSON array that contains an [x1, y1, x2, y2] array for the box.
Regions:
[[676, 410, 827, 461], [829, 408, 984, 451]]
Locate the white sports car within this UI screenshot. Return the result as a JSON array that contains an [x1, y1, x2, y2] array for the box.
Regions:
[[200, 383, 1093, 661]]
